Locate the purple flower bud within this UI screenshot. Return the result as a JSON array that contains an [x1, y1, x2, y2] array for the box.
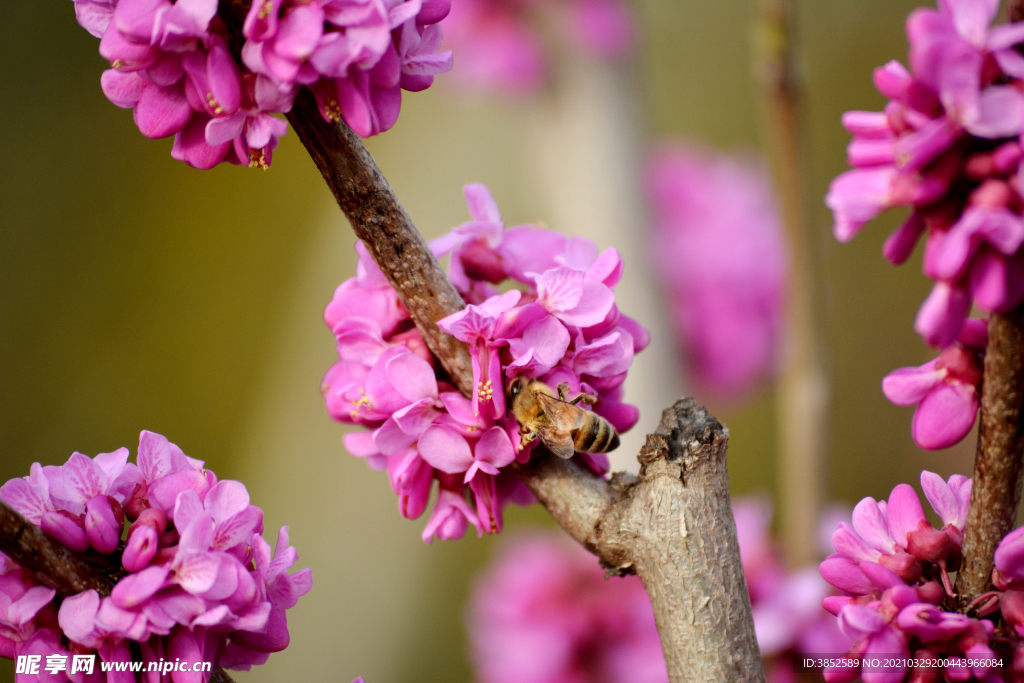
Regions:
[[129, 506, 167, 537], [85, 494, 122, 554], [122, 524, 159, 572], [877, 550, 922, 584], [41, 511, 90, 553], [906, 525, 951, 564], [122, 483, 150, 521]]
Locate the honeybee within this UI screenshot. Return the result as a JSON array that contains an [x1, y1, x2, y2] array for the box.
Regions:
[[506, 375, 620, 459]]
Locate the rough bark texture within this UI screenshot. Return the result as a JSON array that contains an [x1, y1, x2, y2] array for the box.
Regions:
[[0, 501, 237, 683], [218, 0, 474, 397], [518, 402, 764, 682], [0, 500, 117, 596], [956, 306, 1024, 602]]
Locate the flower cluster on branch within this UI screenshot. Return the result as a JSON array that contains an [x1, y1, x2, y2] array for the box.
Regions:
[[0, 431, 311, 679], [71, 0, 453, 169], [825, 0, 1024, 450], [816, 470, 1024, 682], [321, 183, 648, 542]]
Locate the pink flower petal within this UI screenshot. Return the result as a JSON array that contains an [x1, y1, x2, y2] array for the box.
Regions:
[[418, 424, 474, 473], [912, 381, 979, 450]]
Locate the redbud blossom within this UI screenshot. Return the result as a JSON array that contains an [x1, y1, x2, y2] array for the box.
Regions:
[[0, 431, 312, 678], [813, 470, 1024, 682], [827, 0, 1024, 347], [883, 318, 986, 450], [72, 0, 453, 168], [324, 183, 648, 541]]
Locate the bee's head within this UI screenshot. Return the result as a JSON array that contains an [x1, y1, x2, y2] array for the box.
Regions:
[[506, 375, 526, 417]]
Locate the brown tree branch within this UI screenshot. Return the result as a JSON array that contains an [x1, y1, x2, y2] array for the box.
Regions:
[[0, 501, 236, 683], [954, 0, 1024, 604], [956, 306, 1024, 602], [0, 500, 117, 596]]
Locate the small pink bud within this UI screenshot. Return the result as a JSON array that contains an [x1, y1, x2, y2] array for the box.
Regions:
[[122, 524, 159, 572], [969, 178, 1014, 209], [915, 581, 944, 605], [85, 495, 122, 555], [822, 595, 853, 616], [460, 240, 506, 284], [905, 524, 952, 564], [41, 511, 89, 553], [965, 152, 996, 180], [878, 550, 922, 584], [907, 650, 940, 683], [122, 483, 150, 521], [129, 507, 167, 538], [993, 141, 1023, 174]]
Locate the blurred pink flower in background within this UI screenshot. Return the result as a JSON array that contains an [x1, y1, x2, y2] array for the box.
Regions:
[[646, 143, 788, 402], [441, 0, 635, 95], [467, 497, 847, 683]]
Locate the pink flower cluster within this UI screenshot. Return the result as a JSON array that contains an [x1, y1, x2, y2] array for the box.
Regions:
[[814, 471, 1024, 682], [441, 0, 634, 94], [0, 431, 312, 679], [466, 500, 848, 683], [824, 0, 1024, 450], [72, 0, 452, 169], [645, 143, 787, 402], [322, 183, 648, 542]]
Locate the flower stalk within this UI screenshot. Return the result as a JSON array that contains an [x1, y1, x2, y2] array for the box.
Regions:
[[753, 0, 828, 567]]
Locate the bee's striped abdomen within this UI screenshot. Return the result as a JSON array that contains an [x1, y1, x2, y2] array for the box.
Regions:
[[573, 413, 620, 453]]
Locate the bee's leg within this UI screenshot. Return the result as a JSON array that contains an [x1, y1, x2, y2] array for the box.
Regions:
[[518, 427, 536, 450], [558, 382, 598, 406]]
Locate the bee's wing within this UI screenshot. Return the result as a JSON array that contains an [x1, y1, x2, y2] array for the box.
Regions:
[[536, 393, 586, 459], [536, 424, 576, 459]]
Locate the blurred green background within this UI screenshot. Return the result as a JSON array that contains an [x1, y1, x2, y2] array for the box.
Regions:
[[0, 1, 976, 681]]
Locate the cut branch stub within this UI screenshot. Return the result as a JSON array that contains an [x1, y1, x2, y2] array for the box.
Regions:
[[519, 400, 765, 683], [956, 305, 1024, 603]]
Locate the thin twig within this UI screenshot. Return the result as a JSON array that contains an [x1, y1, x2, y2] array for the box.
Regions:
[[956, 306, 1024, 602], [753, 0, 827, 567]]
